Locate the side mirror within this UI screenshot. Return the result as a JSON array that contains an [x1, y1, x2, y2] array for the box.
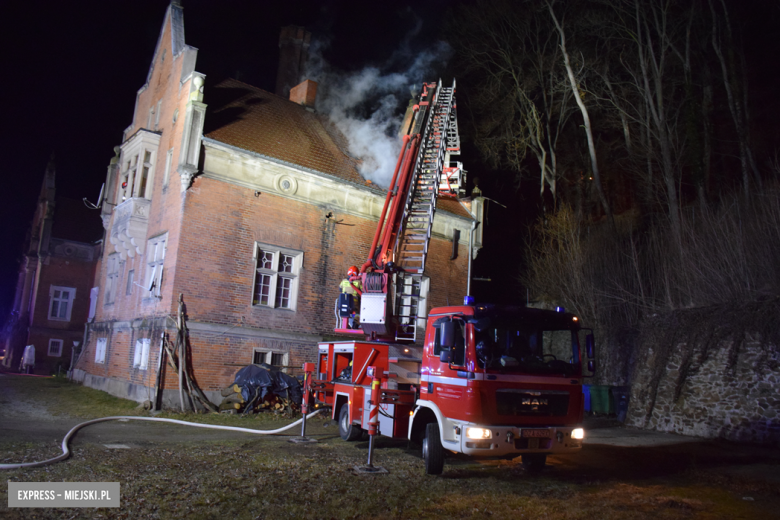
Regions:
[[585, 333, 595, 359], [440, 350, 453, 363], [440, 321, 455, 348]]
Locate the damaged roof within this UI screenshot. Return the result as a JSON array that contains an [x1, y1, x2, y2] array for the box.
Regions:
[[203, 78, 474, 220], [203, 78, 367, 187]]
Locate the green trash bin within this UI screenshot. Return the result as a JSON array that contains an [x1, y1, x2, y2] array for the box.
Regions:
[[590, 386, 615, 415], [590, 385, 604, 414], [605, 386, 615, 415]]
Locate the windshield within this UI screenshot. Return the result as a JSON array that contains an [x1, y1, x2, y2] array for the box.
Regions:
[[473, 324, 581, 376]]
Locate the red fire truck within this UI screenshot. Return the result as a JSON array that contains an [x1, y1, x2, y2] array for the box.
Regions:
[[311, 81, 595, 474]]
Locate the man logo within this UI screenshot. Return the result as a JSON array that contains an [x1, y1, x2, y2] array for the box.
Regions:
[[522, 397, 548, 411]]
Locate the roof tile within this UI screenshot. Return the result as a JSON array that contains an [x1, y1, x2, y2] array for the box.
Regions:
[[204, 78, 366, 186]]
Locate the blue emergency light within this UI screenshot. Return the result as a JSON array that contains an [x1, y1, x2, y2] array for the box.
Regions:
[[464, 295, 475, 305]]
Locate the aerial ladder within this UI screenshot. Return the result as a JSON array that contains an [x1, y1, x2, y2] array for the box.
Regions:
[[322, 80, 594, 476], [336, 80, 465, 343]]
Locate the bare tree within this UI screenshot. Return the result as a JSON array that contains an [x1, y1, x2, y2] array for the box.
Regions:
[[708, 0, 761, 196], [546, 0, 613, 223], [581, 0, 689, 242], [448, 0, 580, 209]]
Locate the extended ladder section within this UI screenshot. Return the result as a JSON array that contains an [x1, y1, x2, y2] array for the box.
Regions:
[[393, 80, 461, 342]]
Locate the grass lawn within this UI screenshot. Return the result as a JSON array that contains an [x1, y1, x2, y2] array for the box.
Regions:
[[1, 374, 777, 519]]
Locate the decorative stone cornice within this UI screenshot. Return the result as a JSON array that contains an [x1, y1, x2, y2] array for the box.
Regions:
[[200, 139, 477, 244]]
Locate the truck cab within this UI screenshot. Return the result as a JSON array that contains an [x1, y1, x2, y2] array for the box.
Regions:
[[409, 304, 594, 474]]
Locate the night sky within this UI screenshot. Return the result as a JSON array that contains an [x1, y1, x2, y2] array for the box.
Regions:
[[0, 0, 457, 316]]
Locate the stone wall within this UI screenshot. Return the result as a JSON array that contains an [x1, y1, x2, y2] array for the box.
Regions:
[[626, 338, 780, 445]]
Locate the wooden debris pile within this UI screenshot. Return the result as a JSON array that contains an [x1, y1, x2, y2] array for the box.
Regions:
[[218, 382, 298, 416], [149, 294, 303, 416], [152, 294, 218, 413]]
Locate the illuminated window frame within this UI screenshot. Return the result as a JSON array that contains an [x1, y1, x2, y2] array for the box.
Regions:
[[95, 338, 107, 364], [251, 243, 303, 311], [253, 348, 289, 371], [144, 234, 167, 299]]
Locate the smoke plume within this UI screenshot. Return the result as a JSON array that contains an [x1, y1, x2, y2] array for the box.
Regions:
[[304, 33, 451, 188]]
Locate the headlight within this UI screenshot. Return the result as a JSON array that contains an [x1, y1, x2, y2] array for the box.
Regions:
[[466, 428, 492, 439], [571, 428, 584, 440]]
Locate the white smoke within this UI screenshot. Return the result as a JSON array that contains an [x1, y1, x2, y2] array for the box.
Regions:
[[304, 34, 452, 188]]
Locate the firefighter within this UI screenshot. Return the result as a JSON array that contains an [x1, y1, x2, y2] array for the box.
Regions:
[[339, 266, 362, 328]]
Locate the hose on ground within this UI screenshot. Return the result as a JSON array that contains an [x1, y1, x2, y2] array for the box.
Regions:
[[0, 408, 325, 470]]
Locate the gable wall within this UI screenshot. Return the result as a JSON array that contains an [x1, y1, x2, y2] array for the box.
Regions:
[[95, 13, 197, 326]]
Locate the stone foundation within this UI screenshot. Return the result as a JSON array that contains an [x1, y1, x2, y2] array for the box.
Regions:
[[626, 339, 780, 444]]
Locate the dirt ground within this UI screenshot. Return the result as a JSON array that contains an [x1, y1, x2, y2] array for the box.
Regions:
[[1, 373, 779, 519]]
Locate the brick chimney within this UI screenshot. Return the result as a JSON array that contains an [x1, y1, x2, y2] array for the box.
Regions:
[[289, 79, 318, 109], [275, 25, 311, 98]]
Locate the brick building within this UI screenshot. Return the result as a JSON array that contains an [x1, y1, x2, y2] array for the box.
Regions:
[[1, 157, 102, 375], [71, 2, 483, 405]]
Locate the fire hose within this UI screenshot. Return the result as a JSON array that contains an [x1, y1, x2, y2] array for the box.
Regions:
[[0, 409, 324, 470]]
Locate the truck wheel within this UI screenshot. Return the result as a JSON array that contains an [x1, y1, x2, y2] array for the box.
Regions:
[[422, 422, 444, 475], [521, 453, 546, 473], [339, 404, 362, 441]]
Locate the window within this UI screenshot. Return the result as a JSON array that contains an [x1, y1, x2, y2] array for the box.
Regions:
[[271, 352, 286, 367], [253, 349, 288, 369], [121, 154, 139, 202], [252, 244, 303, 310], [155, 100, 162, 130], [88, 287, 99, 322], [126, 269, 135, 296], [163, 148, 173, 186], [147, 107, 154, 129], [118, 130, 160, 202], [49, 286, 76, 321], [473, 323, 580, 376], [105, 254, 120, 304], [133, 339, 151, 370], [48, 339, 63, 357], [95, 338, 107, 364], [145, 234, 167, 298], [137, 151, 154, 198], [433, 317, 466, 366]]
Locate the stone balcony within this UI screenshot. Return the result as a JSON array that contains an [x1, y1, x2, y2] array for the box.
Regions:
[[109, 197, 150, 260]]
